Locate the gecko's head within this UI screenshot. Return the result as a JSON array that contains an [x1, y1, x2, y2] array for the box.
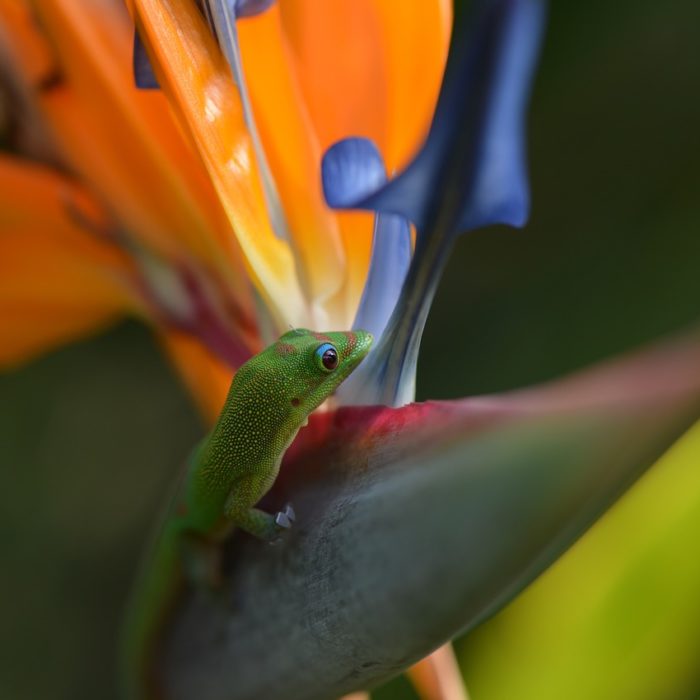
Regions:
[[270, 328, 373, 415]]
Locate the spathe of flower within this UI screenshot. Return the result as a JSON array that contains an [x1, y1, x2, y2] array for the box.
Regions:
[[159, 328, 700, 700]]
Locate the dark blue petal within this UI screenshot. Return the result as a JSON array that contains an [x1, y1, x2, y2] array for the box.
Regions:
[[322, 138, 387, 208], [132, 31, 159, 90], [322, 0, 546, 236], [234, 0, 276, 18]]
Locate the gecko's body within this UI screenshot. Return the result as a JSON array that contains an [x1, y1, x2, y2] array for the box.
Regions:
[[120, 329, 372, 699]]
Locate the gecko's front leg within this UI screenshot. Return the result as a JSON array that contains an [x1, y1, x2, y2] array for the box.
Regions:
[[223, 489, 295, 542]]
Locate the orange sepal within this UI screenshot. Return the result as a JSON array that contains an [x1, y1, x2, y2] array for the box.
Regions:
[[28, 0, 247, 283], [132, 0, 306, 327], [274, 1, 451, 315], [160, 330, 233, 425], [237, 7, 345, 315], [0, 2, 53, 84], [0, 156, 142, 367], [368, 1, 452, 171], [278, 1, 452, 172], [332, 211, 375, 324]]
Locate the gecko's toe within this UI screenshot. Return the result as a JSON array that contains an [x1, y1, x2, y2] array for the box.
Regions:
[[274, 511, 293, 529], [273, 504, 296, 533]]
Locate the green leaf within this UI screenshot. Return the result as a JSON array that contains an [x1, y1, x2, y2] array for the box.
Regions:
[[459, 418, 700, 700]]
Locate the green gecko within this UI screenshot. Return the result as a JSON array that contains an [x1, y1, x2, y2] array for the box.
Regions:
[[120, 328, 372, 699]]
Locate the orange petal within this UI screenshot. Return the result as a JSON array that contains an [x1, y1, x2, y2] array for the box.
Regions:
[[0, 156, 141, 366], [237, 7, 346, 319], [160, 330, 233, 424], [132, 0, 306, 327]]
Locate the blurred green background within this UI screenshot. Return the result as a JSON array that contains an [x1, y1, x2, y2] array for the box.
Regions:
[[2, 1, 700, 698]]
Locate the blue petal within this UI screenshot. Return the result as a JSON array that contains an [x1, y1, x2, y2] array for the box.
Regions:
[[327, 0, 547, 408], [322, 0, 546, 237], [197, 1, 276, 28], [320, 137, 411, 342], [132, 31, 159, 90], [322, 138, 413, 405], [353, 213, 412, 339], [336, 212, 412, 406]]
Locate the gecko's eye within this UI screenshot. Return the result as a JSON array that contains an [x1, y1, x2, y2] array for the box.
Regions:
[[315, 343, 339, 372]]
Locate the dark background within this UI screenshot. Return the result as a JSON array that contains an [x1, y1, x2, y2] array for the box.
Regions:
[[2, 1, 700, 698]]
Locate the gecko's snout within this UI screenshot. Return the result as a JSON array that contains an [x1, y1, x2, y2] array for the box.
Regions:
[[350, 329, 373, 358]]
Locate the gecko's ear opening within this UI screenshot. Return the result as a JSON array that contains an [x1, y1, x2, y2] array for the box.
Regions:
[[280, 328, 312, 341]]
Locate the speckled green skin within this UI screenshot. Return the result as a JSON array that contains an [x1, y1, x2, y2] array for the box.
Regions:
[[120, 329, 372, 699]]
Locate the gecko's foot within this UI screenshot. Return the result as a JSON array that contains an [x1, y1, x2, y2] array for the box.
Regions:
[[273, 503, 296, 530]]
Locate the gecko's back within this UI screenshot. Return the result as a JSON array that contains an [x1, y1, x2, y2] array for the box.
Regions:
[[119, 329, 372, 698]]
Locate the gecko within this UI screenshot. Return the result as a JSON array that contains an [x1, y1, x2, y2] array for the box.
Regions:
[[120, 328, 373, 699]]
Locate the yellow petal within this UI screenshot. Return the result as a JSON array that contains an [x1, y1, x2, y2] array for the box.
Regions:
[[0, 156, 141, 366], [132, 0, 306, 328]]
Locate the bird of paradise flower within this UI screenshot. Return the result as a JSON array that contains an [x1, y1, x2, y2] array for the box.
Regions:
[[3, 1, 700, 699]]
